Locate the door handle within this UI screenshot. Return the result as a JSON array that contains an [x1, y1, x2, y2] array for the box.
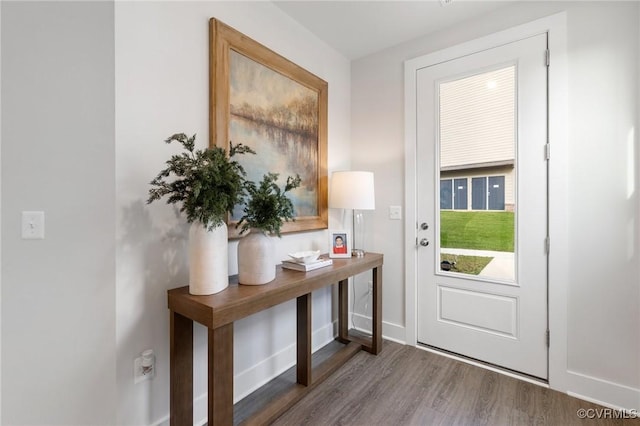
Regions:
[[419, 238, 429, 247]]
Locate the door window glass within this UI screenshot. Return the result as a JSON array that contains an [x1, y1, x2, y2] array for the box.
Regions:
[[438, 66, 515, 281]]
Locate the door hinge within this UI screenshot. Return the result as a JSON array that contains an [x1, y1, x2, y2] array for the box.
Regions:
[[544, 237, 550, 254], [545, 143, 551, 161], [546, 330, 550, 347], [545, 49, 550, 67]]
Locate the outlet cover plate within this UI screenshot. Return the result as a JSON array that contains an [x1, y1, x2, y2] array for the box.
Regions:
[[134, 356, 153, 384], [389, 206, 402, 220]]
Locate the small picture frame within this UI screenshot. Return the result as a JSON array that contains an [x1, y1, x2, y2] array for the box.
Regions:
[[329, 230, 351, 258]]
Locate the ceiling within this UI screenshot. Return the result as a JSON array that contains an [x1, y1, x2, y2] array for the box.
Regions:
[[273, 1, 517, 60]]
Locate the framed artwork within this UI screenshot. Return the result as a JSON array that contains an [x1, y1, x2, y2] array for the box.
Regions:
[[329, 230, 351, 259], [209, 18, 329, 238]]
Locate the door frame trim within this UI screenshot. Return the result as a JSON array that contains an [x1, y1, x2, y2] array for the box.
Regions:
[[404, 12, 568, 391]]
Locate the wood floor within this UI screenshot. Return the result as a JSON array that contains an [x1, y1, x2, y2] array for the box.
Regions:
[[236, 340, 639, 426]]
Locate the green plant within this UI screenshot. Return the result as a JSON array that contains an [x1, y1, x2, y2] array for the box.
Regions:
[[147, 133, 255, 230], [237, 172, 302, 237]]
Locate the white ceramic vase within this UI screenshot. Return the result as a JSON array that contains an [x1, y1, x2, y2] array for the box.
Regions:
[[237, 228, 276, 285], [188, 221, 229, 295]]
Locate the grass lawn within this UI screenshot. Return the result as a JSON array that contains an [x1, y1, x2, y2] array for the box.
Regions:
[[440, 211, 514, 252], [441, 254, 493, 275]]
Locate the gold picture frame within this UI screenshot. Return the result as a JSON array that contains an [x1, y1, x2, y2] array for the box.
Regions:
[[209, 18, 328, 238]]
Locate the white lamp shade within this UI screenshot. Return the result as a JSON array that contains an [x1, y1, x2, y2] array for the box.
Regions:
[[329, 171, 375, 210]]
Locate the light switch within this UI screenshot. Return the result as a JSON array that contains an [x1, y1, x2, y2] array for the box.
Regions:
[[389, 205, 402, 220], [22, 211, 45, 239]]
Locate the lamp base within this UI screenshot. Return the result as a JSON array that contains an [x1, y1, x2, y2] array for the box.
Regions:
[[351, 249, 365, 257]]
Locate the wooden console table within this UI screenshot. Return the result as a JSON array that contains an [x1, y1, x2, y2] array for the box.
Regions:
[[168, 252, 383, 426]]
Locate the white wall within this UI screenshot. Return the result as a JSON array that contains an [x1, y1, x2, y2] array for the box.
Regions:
[[352, 0, 639, 411], [565, 3, 638, 407], [115, 2, 350, 424], [1, 2, 117, 425]]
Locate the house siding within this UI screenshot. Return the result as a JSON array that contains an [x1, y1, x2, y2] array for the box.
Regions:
[[440, 66, 515, 168]]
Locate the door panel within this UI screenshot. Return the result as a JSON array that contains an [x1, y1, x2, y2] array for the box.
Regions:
[[438, 285, 518, 337], [416, 33, 548, 379]]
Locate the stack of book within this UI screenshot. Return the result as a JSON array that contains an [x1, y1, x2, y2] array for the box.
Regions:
[[281, 257, 333, 272]]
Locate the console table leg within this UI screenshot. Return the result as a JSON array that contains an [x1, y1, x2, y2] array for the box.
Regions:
[[208, 323, 233, 426], [170, 311, 193, 426], [296, 293, 312, 385], [371, 266, 383, 355], [337, 279, 349, 343]]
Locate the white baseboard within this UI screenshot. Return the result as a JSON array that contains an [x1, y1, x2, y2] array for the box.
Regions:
[[150, 415, 169, 426], [192, 321, 336, 426], [566, 370, 640, 412], [352, 312, 406, 344]]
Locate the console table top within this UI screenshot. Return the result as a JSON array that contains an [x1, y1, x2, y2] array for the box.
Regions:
[[168, 252, 383, 329]]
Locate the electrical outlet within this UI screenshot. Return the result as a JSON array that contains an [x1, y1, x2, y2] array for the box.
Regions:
[[134, 349, 155, 384]]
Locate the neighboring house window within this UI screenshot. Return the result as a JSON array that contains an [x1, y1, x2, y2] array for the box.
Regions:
[[454, 178, 468, 210], [488, 176, 505, 210], [441, 180, 453, 209], [441, 175, 506, 211], [472, 177, 487, 210]]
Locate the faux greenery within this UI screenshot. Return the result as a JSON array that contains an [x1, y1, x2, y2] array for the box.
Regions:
[[237, 172, 302, 237], [147, 133, 255, 230]]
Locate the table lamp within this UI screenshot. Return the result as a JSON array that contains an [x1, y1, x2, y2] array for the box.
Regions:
[[329, 171, 376, 257]]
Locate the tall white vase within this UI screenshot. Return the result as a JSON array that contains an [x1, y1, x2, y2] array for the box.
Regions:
[[237, 229, 276, 285], [188, 221, 228, 295]]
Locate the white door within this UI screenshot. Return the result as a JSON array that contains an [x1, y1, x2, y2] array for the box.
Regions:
[[416, 34, 548, 379]]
